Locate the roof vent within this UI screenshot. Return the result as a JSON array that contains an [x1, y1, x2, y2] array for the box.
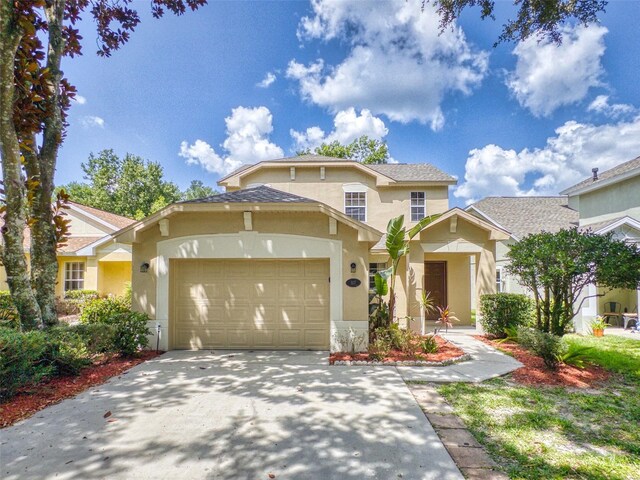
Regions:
[[592, 168, 599, 181]]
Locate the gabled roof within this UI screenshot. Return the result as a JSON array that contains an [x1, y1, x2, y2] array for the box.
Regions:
[[367, 163, 456, 182], [467, 196, 578, 240], [218, 154, 457, 186], [560, 155, 640, 196], [68, 202, 136, 230], [178, 185, 316, 204], [580, 215, 640, 235]]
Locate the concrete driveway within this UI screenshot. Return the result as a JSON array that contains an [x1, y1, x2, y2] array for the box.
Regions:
[[1, 351, 463, 480]]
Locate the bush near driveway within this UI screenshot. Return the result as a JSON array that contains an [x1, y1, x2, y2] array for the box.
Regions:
[[0, 328, 53, 399], [480, 293, 532, 338]]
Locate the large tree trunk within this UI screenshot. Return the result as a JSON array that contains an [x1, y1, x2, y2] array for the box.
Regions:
[[0, 7, 42, 330], [26, 0, 66, 326]]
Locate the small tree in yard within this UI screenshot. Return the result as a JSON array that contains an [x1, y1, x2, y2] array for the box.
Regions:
[[507, 228, 640, 336]]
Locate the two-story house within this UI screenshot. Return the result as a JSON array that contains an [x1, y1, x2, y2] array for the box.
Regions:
[[0, 202, 135, 298], [115, 155, 509, 351]]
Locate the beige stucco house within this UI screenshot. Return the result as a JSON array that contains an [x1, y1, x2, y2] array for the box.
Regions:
[[115, 155, 509, 352], [0, 202, 135, 298]]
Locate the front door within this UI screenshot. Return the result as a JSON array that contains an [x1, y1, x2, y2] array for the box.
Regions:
[[424, 261, 447, 320]]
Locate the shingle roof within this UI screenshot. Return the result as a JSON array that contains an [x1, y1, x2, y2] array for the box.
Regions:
[[367, 163, 456, 183], [179, 185, 317, 204], [58, 236, 102, 253], [468, 196, 578, 239], [69, 202, 136, 230], [219, 155, 457, 184], [561, 155, 640, 195]]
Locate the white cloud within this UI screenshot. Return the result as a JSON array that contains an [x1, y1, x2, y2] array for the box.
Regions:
[[286, 0, 488, 130], [256, 72, 276, 88], [588, 95, 637, 118], [291, 108, 388, 150], [81, 115, 104, 128], [506, 25, 607, 117], [179, 106, 284, 176], [73, 95, 87, 105], [454, 115, 640, 204]]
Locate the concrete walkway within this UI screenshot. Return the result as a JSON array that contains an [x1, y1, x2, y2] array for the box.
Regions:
[[397, 331, 523, 383]]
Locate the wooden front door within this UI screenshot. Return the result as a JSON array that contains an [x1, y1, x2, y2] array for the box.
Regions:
[[424, 261, 447, 320]]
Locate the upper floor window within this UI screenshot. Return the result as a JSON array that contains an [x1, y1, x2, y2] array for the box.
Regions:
[[411, 192, 426, 221], [496, 267, 505, 293], [345, 191, 367, 222], [64, 262, 85, 292]]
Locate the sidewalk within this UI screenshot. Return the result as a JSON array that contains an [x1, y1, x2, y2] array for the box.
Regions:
[[396, 330, 523, 383]]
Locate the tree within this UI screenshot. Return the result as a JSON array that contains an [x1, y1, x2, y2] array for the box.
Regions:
[[183, 180, 217, 201], [506, 228, 640, 336], [60, 150, 182, 220], [298, 135, 389, 164], [0, 0, 205, 329], [429, 0, 607, 46]]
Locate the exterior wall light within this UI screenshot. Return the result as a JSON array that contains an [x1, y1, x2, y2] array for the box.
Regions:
[[350, 262, 357, 273], [140, 262, 150, 273]]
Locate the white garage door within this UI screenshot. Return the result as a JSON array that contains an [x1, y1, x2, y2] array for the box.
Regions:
[[171, 259, 330, 350]]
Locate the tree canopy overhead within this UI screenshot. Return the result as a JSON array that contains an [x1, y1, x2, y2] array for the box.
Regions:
[[0, 0, 206, 329], [429, 0, 608, 45], [298, 135, 390, 165]]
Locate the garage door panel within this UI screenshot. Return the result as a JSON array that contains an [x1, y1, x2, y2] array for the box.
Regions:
[[172, 259, 329, 350]]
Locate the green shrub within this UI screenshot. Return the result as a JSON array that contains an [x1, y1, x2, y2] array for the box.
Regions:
[[71, 323, 117, 354], [0, 327, 52, 399], [109, 311, 150, 355], [80, 296, 131, 324], [480, 293, 533, 338], [418, 334, 439, 354], [368, 334, 391, 361], [0, 291, 20, 329], [58, 290, 100, 316], [44, 327, 91, 375], [517, 326, 564, 369]]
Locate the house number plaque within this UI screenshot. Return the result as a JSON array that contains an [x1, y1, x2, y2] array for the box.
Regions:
[[345, 278, 361, 287]]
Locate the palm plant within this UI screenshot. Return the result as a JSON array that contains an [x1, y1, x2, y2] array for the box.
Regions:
[[374, 214, 439, 323]]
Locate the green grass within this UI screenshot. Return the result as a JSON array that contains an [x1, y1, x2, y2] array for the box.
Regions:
[[438, 335, 640, 480]]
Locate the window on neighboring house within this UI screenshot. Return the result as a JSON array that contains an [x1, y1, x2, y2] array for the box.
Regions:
[[345, 191, 366, 221], [64, 262, 85, 292], [410, 192, 426, 221], [369, 262, 387, 290], [496, 267, 505, 293]]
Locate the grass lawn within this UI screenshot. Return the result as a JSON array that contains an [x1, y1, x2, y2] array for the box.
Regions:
[[439, 335, 640, 480]]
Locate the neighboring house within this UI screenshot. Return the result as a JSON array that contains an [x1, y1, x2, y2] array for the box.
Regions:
[[0, 202, 135, 298], [115, 155, 509, 352], [560, 155, 640, 331], [467, 196, 579, 297]]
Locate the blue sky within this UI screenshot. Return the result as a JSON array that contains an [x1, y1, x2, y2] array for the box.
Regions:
[[58, 0, 640, 207]]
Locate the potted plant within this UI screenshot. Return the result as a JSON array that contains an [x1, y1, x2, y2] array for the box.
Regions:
[[591, 316, 609, 337]]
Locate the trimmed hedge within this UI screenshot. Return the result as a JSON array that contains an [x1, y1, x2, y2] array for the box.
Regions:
[[480, 293, 532, 338], [0, 328, 52, 399]]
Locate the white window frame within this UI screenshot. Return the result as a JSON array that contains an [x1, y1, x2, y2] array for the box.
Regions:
[[496, 266, 505, 293], [410, 191, 426, 222], [64, 261, 85, 292], [344, 191, 367, 222], [369, 262, 387, 291]]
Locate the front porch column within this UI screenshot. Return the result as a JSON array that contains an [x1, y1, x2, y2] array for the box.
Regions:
[[574, 283, 598, 334], [474, 243, 497, 332], [407, 241, 425, 333]]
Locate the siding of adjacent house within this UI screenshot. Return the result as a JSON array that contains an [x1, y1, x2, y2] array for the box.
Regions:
[[228, 165, 450, 232], [570, 175, 640, 227]]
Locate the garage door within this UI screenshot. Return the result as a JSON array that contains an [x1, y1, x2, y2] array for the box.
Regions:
[[171, 259, 330, 350]]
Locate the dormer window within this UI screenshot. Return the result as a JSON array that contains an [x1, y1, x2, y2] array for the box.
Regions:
[[411, 192, 426, 221], [345, 192, 366, 221]]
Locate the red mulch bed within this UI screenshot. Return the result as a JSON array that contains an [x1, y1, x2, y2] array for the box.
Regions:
[[0, 350, 162, 428], [475, 336, 610, 388], [330, 335, 465, 364]]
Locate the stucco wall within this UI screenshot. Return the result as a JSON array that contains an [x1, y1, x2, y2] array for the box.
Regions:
[[131, 211, 372, 350], [577, 176, 640, 226], [234, 166, 450, 232], [98, 261, 131, 297]]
